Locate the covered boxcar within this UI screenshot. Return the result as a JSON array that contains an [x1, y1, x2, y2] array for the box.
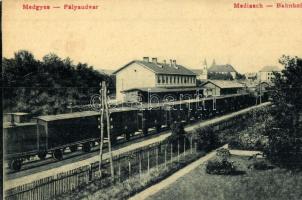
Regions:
[[109, 108, 139, 141], [4, 122, 38, 170], [36, 111, 100, 160]]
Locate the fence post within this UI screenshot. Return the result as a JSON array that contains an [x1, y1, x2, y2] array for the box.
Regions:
[[139, 152, 142, 177], [89, 164, 93, 181], [178, 139, 180, 162], [190, 136, 193, 154], [156, 147, 159, 170], [118, 161, 121, 182], [170, 143, 173, 162], [147, 149, 150, 174], [183, 137, 186, 156], [128, 160, 131, 177], [164, 144, 167, 168]]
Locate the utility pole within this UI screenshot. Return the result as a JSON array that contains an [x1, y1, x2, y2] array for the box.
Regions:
[[98, 81, 114, 179], [98, 82, 105, 176], [259, 75, 262, 104], [104, 83, 114, 179]]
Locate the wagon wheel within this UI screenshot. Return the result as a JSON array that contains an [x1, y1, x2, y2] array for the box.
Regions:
[[111, 136, 117, 145], [10, 159, 22, 171], [82, 142, 92, 153], [125, 132, 131, 141], [38, 151, 47, 160], [69, 145, 78, 152], [53, 149, 63, 160], [156, 124, 161, 133], [142, 127, 148, 136]]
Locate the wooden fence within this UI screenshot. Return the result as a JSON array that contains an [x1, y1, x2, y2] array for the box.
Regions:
[[5, 134, 198, 200]]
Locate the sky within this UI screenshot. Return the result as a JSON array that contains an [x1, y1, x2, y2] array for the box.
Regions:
[[3, 0, 302, 73]]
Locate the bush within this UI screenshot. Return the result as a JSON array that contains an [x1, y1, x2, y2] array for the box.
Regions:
[[169, 122, 189, 152], [206, 159, 237, 175], [251, 160, 274, 170], [228, 128, 268, 151], [195, 126, 219, 152], [216, 148, 230, 160]]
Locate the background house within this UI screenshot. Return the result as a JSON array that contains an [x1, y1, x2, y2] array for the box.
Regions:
[[258, 66, 281, 83], [208, 60, 238, 79], [113, 57, 197, 101], [200, 80, 245, 96]]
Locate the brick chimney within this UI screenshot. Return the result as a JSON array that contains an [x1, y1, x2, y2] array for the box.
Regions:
[[143, 57, 149, 62], [173, 60, 178, 68], [152, 57, 157, 64]]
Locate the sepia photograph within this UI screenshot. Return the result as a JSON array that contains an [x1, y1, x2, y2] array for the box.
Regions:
[[2, 0, 302, 199]]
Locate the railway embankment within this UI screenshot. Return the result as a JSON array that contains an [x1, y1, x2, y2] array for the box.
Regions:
[[4, 102, 271, 200]]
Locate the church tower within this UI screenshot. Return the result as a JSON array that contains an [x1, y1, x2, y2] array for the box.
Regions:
[[201, 59, 208, 80]]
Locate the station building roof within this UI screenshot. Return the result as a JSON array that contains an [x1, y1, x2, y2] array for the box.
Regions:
[[113, 59, 196, 76], [201, 80, 245, 89]]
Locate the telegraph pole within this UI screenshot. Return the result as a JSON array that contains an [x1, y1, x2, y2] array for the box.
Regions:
[[104, 83, 114, 179], [98, 81, 114, 179], [98, 82, 105, 176], [259, 76, 262, 104]]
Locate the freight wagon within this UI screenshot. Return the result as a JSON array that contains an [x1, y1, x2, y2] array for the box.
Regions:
[[4, 93, 262, 170]]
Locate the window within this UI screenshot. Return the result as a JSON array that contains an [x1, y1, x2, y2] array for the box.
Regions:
[[170, 76, 172, 84], [157, 76, 161, 84], [162, 75, 165, 83], [184, 76, 187, 83], [166, 76, 168, 84], [177, 76, 179, 84]]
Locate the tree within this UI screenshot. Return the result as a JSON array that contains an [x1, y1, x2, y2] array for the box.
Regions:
[[2, 50, 114, 115], [208, 72, 234, 80], [265, 55, 302, 167]]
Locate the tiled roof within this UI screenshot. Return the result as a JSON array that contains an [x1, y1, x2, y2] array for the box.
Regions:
[[208, 64, 237, 73], [201, 80, 244, 89], [122, 87, 200, 93], [37, 111, 99, 122], [37, 109, 137, 122], [190, 69, 204, 75], [260, 66, 281, 72], [113, 60, 196, 76]]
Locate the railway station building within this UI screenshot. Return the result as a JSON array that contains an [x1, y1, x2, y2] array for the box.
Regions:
[[200, 80, 245, 97], [113, 57, 199, 102]]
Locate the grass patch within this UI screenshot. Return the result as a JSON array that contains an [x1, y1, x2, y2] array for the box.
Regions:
[[148, 155, 302, 200]]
